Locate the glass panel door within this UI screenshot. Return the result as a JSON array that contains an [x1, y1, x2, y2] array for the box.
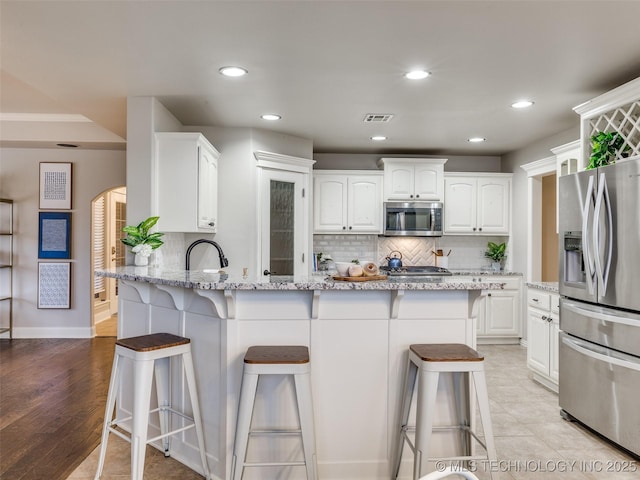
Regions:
[[269, 180, 294, 275]]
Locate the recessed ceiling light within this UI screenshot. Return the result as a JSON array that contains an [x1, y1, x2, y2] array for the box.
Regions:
[[261, 114, 281, 121], [219, 66, 248, 77], [511, 100, 534, 109], [371, 136, 387, 141], [468, 137, 486, 143], [405, 70, 430, 80]]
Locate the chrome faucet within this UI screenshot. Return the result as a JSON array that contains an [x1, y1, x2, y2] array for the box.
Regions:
[[185, 239, 229, 270]]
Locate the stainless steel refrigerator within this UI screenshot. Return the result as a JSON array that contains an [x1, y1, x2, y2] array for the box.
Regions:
[[558, 157, 640, 457]]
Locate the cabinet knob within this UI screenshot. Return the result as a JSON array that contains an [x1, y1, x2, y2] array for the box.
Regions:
[[532, 298, 539, 302], [478, 227, 482, 231], [410, 194, 414, 198], [342, 226, 346, 230], [416, 194, 420, 198], [541, 315, 548, 321], [473, 227, 477, 231], [487, 293, 492, 297], [263, 270, 272, 275], [208, 221, 215, 227], [349, 226, 352, 230]]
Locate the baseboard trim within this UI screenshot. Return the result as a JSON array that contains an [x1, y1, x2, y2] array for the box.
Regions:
[[9, 327, 94, 338]]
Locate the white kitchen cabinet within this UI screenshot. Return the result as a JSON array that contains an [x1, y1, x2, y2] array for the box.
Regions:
[[155, 132, 220, 233], [378, 158, 447, 201], [444, 173, 511, 235], [526, 288, 560, 392], [476, 276, 521, 344], [313, 171, 383, 234]]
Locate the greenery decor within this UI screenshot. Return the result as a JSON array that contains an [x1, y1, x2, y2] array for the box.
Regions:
[[586, 131, 630, 170], [485, 241, 506, 262], [121, 216, 164, 253]]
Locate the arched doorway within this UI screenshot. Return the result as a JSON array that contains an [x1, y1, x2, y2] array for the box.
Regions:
[[91, 186, 126, 337]]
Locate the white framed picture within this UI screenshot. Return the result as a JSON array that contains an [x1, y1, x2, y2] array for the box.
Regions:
[[38, 262, 71, 309], [39, 162, 72, 209]]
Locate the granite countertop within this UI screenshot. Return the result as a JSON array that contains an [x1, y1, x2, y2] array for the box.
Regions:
[[96, 267, 506, 291], [526, 282, 559, 293], [449, 269, 523, 276]]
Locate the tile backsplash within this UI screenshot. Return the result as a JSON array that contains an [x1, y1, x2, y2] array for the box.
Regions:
[[313, 234, 511, 270]]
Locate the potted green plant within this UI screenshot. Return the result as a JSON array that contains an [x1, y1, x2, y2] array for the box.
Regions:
[[485, 241, 506, 271], [121, 216, 164, 266], [586, 131, 630, 170]]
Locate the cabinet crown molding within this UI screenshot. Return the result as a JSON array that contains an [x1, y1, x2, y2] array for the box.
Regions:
[[377, 157, 447, 168], [573, 76, 640, 118], [444, 171, 512, 178]]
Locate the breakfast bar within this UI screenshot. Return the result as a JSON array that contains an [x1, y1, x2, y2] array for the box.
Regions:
[[97, 267, 504, 480]]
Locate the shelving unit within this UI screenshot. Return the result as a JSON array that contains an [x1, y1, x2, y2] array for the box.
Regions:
[[0, 199, 13, 339]]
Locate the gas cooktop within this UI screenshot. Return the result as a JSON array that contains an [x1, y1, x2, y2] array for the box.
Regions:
[[379, 265, 452, 276]]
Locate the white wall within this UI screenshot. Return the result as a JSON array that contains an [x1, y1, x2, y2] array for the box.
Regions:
[[501, 125, 579, 280], [0, 147, 126, 337]]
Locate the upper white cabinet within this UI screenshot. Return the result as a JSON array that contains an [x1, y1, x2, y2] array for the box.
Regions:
[[155, 132, 220, 233], [378, 158, 447, 201], [444, 173, 511, 235], [313, 171, 383, 234]]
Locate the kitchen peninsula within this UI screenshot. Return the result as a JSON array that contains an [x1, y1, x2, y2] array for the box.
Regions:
[[97, 267, 505, 480]]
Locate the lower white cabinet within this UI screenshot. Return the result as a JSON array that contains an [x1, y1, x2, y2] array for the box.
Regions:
[[477, 276, 521, 344], [313, 171, 383, 234], [527, 288, 560, 392]]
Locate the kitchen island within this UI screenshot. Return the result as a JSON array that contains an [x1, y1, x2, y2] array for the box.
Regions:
[[96, 267, 504, 480]]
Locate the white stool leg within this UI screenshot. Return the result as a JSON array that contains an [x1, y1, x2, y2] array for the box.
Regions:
[[182, 349, 211, 479], [131, 357, 155, 480], [231, 371, 259, 480], [393, 357, 418, 479], [154, 356, 171, 456], [452, 371, 471, 457], [414, 370, 439, 480], [294, 371, 318, 480], [94, 353, 121, 479], [472, 369, 497, 476]]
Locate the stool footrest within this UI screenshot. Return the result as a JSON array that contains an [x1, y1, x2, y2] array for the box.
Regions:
[[249, 428, 302, 436], [244, 461, 307, 467]]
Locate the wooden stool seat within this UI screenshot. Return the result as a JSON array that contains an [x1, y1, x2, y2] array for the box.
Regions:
[[116, 332, 190, 352], [232, 345, 317, 480], [95, 333, 210, 480], [244, 345, 310, 364], [410, 343, 484, 362]]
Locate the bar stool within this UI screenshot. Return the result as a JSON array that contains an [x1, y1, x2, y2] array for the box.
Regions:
[[393, 343, 497, 480], [95, 333, 210, 480], [231, 345, 318, 480]]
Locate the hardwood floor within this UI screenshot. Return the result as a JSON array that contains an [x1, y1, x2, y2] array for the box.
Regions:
[[0, 338, 115, 480]]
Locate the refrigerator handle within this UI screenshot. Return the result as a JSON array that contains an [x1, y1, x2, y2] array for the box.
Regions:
[[562, 335, 640, 372], [593, 172, 613, 293], [582, 175, 596, 294]]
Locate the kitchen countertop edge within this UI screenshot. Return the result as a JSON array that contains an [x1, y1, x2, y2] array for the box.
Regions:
[[96, 267, 506, 291], [526, 281, 559, 293]]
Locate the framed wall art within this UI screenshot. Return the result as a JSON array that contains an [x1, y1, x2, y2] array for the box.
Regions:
[[38, 262, 71, 309], [38, 212, 71, 259], [39, 162, 72, 209]]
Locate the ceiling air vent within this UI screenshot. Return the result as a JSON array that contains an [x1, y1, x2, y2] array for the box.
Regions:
[[363, 114, 394, 123]]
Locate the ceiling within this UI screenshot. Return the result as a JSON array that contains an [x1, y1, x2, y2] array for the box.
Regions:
[[2, 1, 640, 155]]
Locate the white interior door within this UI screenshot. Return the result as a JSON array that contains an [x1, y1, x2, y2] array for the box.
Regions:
[[108, 189, 126, 314], [260, 169, 306, 277]]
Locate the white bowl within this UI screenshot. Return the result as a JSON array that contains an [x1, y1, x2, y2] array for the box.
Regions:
[[334, 262, 352, 276]]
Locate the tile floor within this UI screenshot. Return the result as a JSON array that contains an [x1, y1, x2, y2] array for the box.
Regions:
[[68, 345, 638, 479]]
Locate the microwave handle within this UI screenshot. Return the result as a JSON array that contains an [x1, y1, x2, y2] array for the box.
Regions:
[[397, 212, 405, 230]]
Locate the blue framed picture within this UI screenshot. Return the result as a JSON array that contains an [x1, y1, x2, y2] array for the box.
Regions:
[[38, 212, 71, 259]]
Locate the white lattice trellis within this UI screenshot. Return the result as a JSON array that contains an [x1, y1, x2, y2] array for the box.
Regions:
[[588, 100, 640, 160]]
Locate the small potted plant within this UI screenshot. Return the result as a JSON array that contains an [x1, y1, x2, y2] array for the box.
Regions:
[[586, 131, 630, 170], [121, 216, 164, 266], [485, 241, 506, 271]]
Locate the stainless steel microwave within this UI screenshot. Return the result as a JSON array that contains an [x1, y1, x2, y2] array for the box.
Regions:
[[383, 201, 443, 236]]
